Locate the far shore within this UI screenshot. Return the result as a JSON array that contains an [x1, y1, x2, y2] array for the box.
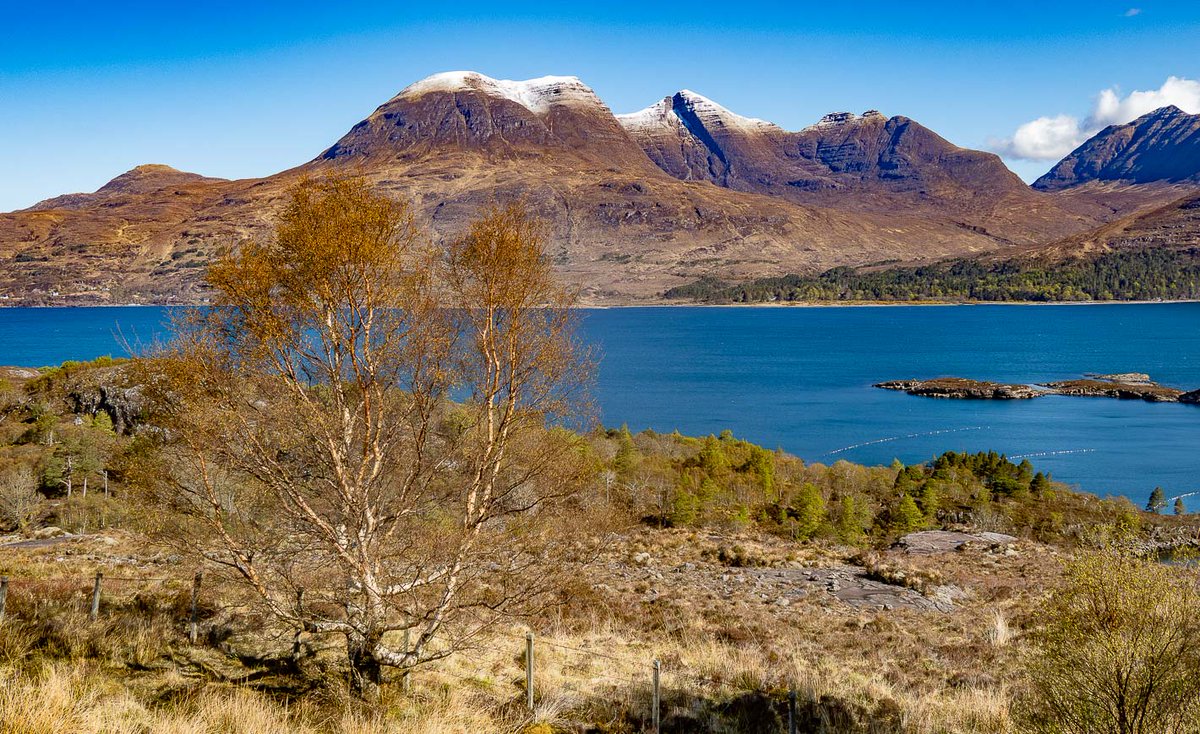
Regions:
[[577, 298, 1200, 309], [1, 298, 1199, 310]]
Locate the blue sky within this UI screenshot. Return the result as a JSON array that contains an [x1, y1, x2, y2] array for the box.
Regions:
[[2, 0, 1198, 211]]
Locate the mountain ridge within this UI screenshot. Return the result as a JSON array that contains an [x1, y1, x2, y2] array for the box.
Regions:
[[1, 71, 1197, 305]]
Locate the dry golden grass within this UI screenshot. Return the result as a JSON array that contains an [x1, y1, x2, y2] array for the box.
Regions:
[[0, 526, 1047, 733]]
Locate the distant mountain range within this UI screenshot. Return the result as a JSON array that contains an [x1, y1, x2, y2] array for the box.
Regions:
[[2, 71, 1198, 305]]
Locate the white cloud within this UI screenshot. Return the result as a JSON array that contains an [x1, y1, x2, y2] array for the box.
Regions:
[[989, 115, 1086, 160], [1091, 76, 1200, 127], [991, 76, 1200, 161], [1125, 8, 1142, 17]]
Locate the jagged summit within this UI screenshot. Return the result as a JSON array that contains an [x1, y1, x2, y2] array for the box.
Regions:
[[616, 91, 778, 133], [395, 71, 602, 114], [672, 90, 779, 131], [1144, 105, 1186, 119], [319, 69, 650, 168], [806, 110, 886, 129]]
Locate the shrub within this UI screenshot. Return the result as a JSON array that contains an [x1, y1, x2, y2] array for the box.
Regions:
[[1017, 549, 1200, 734]]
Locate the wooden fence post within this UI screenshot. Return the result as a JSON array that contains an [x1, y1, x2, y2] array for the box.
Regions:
[[188, 572, 202, 644], [0, 576, 8, 623], [292, 588, 304, 659], [401, 628, 412, 694], [652, 658, 661, 734], [89, 571, 103, 621], [526, 632, 535, 712], [789, 687, 797, 734]]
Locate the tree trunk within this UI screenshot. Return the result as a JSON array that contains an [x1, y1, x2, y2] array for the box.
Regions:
[[346, 631, 384, 700]]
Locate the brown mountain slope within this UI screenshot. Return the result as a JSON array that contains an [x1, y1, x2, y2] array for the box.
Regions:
[[0, 72, 1191, 305], [1013, 188, 1200, 262], [1035, 106, 1200, 191]]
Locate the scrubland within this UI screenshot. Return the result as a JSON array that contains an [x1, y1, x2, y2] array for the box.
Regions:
[[4, 359, 1200, 733]]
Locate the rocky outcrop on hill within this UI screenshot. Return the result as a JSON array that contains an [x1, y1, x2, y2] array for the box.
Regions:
[[895, 530, 1017, 555], [67, 368, 145, 434]]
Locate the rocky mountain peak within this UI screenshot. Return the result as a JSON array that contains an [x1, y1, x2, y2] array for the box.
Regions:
[[1145, 104, 1186, 120], [615, 91, 779, 135], [807, 110, 887, 130], [1034, 105, 1200, 190], [319, 70, 650, 168], [394, 71, 602, 115]]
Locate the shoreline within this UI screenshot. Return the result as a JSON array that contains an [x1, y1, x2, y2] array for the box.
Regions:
[[578, 298, 1200, 309], [1, 298, 1199, 310]]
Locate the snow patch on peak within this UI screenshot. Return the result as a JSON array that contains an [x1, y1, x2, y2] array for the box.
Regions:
[[674, 90, 778, 131], [617, 91, 779, 134], [615, 98, 675, 132], [398, 71, 602, 114]]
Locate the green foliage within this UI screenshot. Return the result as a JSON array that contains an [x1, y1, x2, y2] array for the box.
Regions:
[[593, 428, 1175, 549], [834, 495, 868, 543], [1175, 497, 1187, 516], [889, 494, 926, 534], [612, 424, 638, 477], [665, 247, 1200, 304], [1018, 550, 1200, 734], [917, 482, 941, 518], [745, 446, 775, 498], [1030, 471, 1052, 496], [1147, 486, 1167, 514], [789, 482, 826, 540], [695, 435, 730, 476], [669, 484, 703, 527]]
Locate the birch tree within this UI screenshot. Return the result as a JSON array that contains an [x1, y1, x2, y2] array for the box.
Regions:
[[139, 178, 591, 696]]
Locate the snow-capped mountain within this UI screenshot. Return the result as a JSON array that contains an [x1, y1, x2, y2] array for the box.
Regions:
[[1, 71, 1194, 306], [320, 71, 655, 170]]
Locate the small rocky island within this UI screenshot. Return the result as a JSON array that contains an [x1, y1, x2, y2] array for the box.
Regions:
[[877, 373, 1200, 404], [874, 377, 1043, 400]]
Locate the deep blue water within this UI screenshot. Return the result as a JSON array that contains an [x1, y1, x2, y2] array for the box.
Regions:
[[1, 304, 1198, 503]]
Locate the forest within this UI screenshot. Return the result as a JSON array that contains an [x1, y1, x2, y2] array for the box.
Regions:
[[664, 247, 1200, 303]]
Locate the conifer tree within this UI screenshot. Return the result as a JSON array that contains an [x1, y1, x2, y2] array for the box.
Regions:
[[793, 482, 826, 540], [891, 493, 925, 534], [1147, 486, 1167, 514]]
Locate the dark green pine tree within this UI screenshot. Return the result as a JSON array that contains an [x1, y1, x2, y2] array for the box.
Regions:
[[1146, 487, 1167, 514], [1030, 472, 1051, 496], [1175, 497, 1187, 516]]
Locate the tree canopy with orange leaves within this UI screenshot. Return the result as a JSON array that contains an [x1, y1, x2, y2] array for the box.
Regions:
[[139, 178, 593, 696]]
